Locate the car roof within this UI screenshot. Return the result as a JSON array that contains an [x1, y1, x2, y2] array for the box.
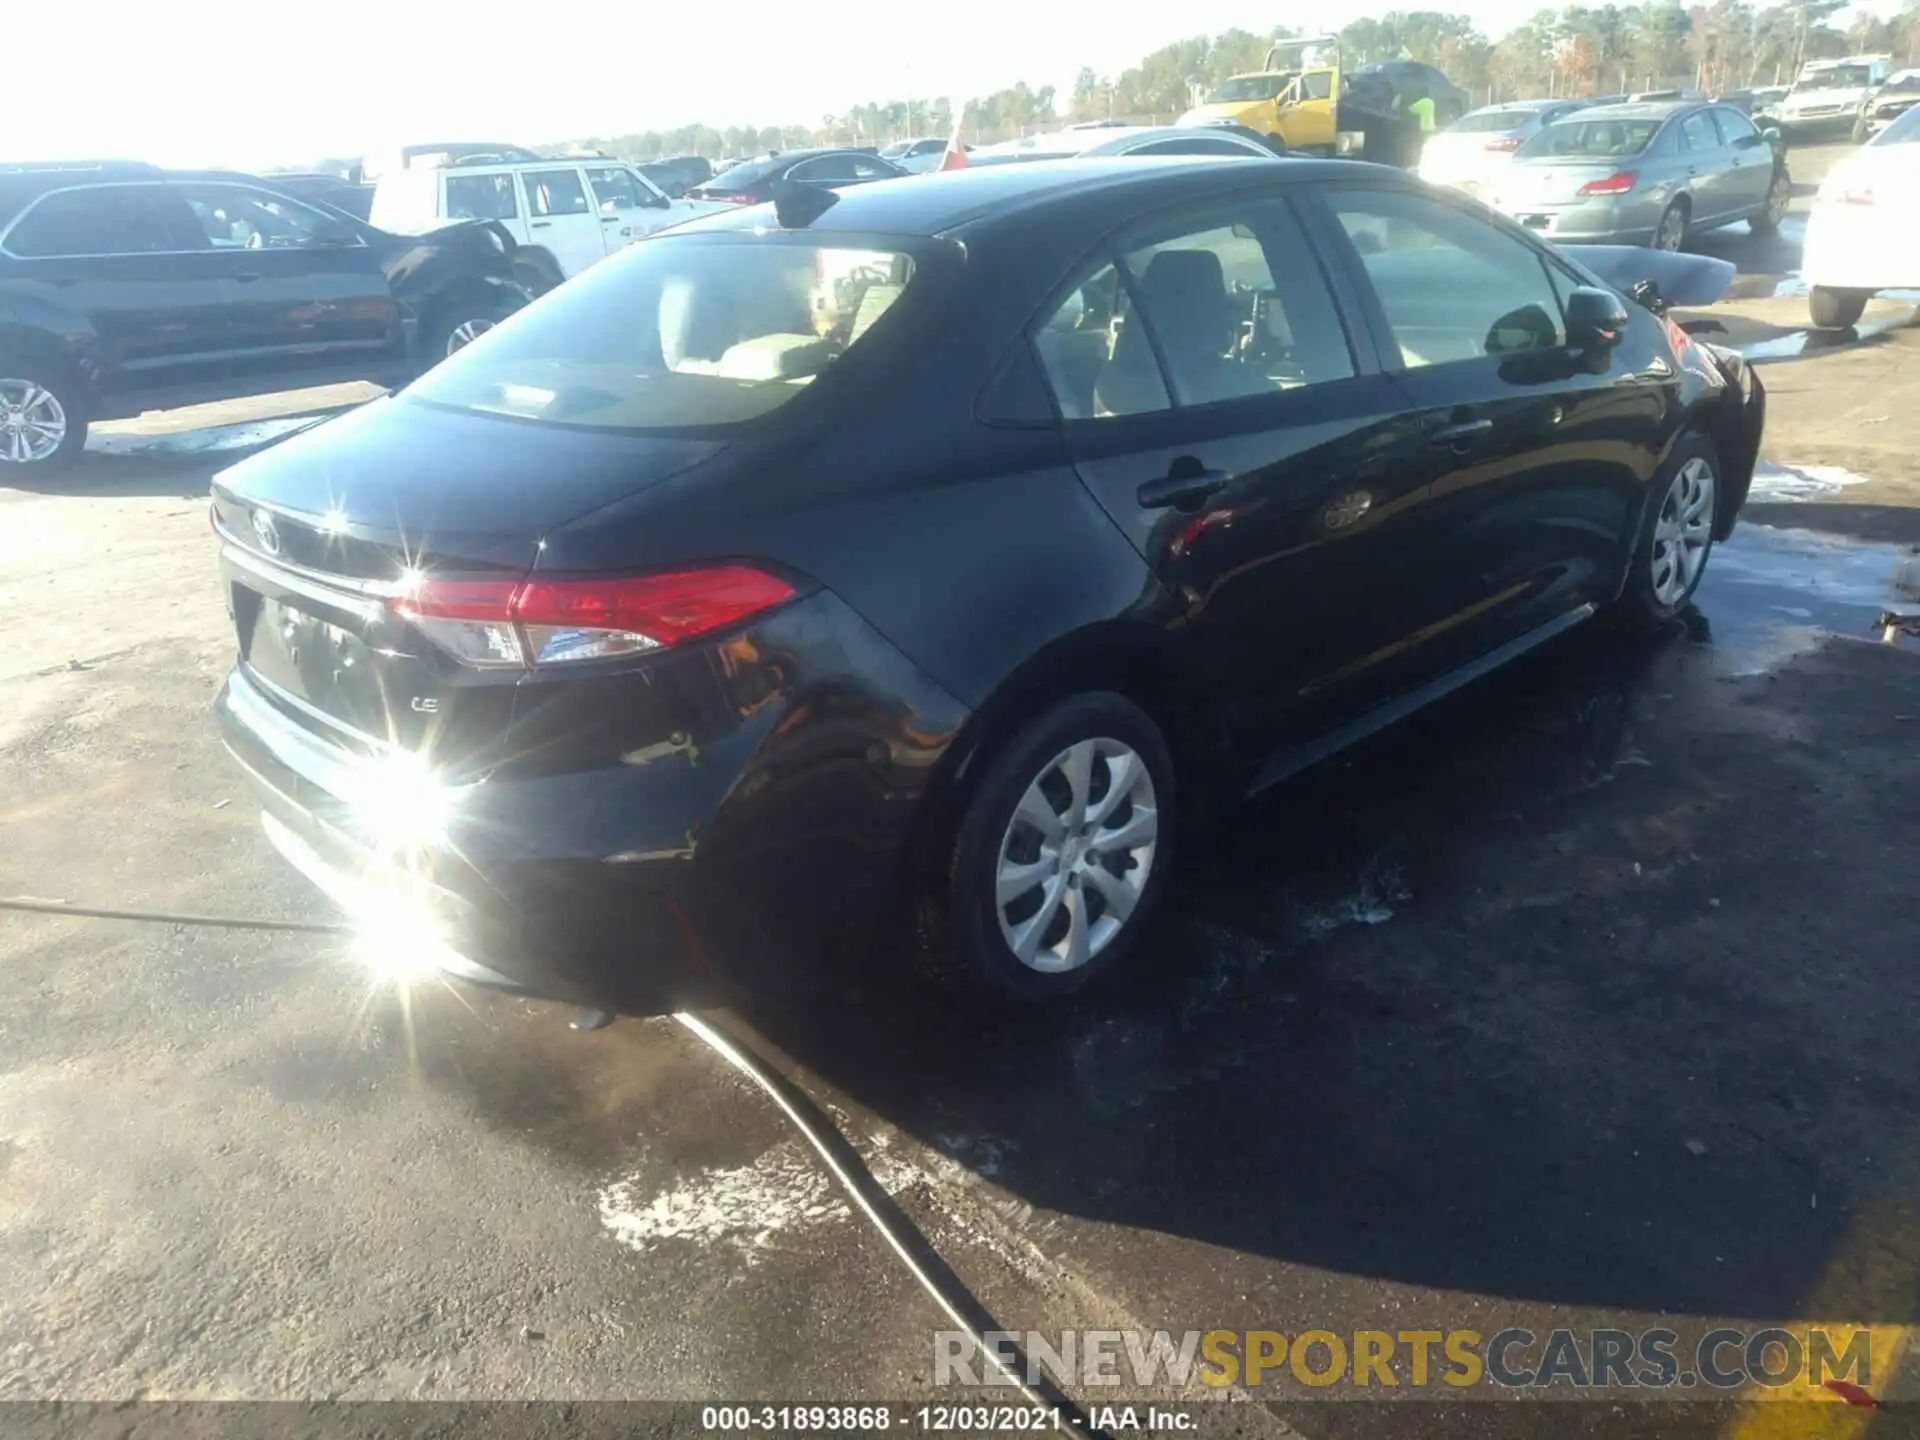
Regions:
[[669, 155, 1388, 241]]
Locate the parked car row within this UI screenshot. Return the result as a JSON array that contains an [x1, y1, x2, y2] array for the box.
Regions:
[[0, 164, 529, 470], [1422, 99, 1789, 250]]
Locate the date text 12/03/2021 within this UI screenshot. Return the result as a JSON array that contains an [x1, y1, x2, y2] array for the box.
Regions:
[[699, 1405, 1193, 1431]]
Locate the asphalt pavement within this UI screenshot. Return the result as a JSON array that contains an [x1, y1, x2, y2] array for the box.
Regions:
[[3, 144, 1919, 1436]]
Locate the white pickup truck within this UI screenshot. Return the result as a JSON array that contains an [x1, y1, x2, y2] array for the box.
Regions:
[[370, 157, 725, 294]]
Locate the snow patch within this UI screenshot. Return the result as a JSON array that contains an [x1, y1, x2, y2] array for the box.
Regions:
[[1748, 462, 1871, 504], [597, 1142, 847, 1260]]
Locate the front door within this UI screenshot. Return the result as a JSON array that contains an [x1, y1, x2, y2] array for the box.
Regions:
[[167, 181, 401, 381], [1311, 183, 1668, 666], [517, 167, 610, 278], [1709, 106, 1776, 216], [1282, 68, 1340, 150], [583, 164, 673, 250], [1029, 191, 1451, 760]]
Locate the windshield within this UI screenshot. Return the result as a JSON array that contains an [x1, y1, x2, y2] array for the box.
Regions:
[[1209, 74, 1289, 103], [406, 235, 923, 431], [1449, 108, 1534, 134], [1517, 117, 1660, 158], [1873, 106, 1920, 144], [1797, 66, 1872, 91]]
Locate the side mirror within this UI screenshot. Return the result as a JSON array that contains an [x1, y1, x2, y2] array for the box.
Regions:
[[1760, 125, 1784, 145], [1733, 132, 1765, 149], [1566, 285, 1630, 350]]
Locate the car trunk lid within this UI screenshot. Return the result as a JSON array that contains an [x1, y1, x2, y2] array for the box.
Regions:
[[211, 395, 726, 754], [1497, 158, 1640, 206]]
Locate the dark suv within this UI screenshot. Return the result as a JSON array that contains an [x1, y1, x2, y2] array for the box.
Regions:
[[0, 163, 529, 472]]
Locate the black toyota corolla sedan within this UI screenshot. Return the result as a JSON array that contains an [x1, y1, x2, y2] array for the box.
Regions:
[[210, 158, 1764, 1008]]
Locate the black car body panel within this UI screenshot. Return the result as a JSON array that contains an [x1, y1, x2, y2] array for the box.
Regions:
[[0, 165, 529, 425], [210, 158, 1765, 1008], [684, 148, 911, 205]]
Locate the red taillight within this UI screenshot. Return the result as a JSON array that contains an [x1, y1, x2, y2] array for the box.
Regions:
[[1838, 186, 1877, 205], [1484, 136, 1523, 152], [1577, 170, 1638, 196], [389, 566, 796, 667]]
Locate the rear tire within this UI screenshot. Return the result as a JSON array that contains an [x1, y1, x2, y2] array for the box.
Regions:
[[0, 361, 88, 473], [915, 692, 1175, 1002], [1810, 286, 1869, 330], [1651, 199, 1688, 252], [418, 303, 506, 374], [1610, 431, 1720, 628]]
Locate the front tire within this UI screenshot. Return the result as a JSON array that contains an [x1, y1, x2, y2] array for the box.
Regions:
[[1612, 432, 1720, 627], [0, 363, 87, 473], [419, 305, 504, 372], [916, 692, 1175, 1002], [1810, 286, 1869, 330]]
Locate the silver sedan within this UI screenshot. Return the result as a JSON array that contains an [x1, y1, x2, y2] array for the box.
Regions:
[[1485, 100, 1789, 248]]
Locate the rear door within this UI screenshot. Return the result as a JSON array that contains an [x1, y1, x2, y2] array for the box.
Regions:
[[0, 182, 238, 402], [167, 181, 401, 381], [1311, 183, 1667, 666], [1031, 189, 1453, 757], [517, 166, 608, 277]]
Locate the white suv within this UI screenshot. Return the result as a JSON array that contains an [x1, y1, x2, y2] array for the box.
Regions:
[[370, 158, 722, 294]]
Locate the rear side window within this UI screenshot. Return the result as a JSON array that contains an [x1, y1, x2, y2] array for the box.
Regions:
[[788, 155, 862, 182], [525, 169, 592, 217], [406, 237, 924, 430], [4, 187, 180, 257], [446, 173, 518, 221], [1329, 187, 1565, 368], [1678, 111, 1719, 152], [1033, 197, 1353, 420]]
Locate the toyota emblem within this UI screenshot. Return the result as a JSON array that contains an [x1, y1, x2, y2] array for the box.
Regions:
[[251, 509, 282, 555]]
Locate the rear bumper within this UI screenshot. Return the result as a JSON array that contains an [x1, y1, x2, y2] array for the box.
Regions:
[[1492, 197, 1660, 246], [214, 588, 971, 1011]]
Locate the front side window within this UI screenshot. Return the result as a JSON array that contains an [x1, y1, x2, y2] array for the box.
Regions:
[[446, 173, 518, 221], [406, 236, 922, 430], [1712, 107, 1759, 144], [1301, 72, 1334, 101], [175, 184, 336, 249], [4, 187, 180, 257], [1329, 188, 1565, 368], [525, 169, 592, 218], [584, 166, 643, 214]]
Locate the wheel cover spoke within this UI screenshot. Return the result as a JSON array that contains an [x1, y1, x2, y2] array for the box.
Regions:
[[994, 736, 1159, 973], [1651, 458, 1715, 605], [1, 378, 67, 464]]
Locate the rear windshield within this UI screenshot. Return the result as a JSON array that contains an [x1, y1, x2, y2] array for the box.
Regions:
[[405, 235, 923, 431], [1449, 109, 1533, 133], [1517, 118, 1660, 158], [700, 156, 780, 190]]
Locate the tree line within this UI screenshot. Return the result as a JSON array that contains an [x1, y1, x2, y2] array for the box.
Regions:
[[559, 1, 1920, 160]]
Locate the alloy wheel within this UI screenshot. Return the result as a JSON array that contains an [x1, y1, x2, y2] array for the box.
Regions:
[[994, 737, 1158, 974], [0, 379, 68, 465], [446, 318, 495, 357], [1651, 457, 1715, 607]]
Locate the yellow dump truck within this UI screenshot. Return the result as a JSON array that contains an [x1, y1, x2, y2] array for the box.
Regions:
[[1176, 36, 1343, 154]]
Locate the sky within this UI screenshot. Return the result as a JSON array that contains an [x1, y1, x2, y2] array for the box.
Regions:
[[4, 0, 1904, 170]]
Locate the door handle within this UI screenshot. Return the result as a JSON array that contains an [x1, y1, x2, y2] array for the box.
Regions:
[[530, 220, 552, 229], [1137, 463, 1228, 512], [1429, 418, 1493, 449], [233, 272, 263, 283]]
